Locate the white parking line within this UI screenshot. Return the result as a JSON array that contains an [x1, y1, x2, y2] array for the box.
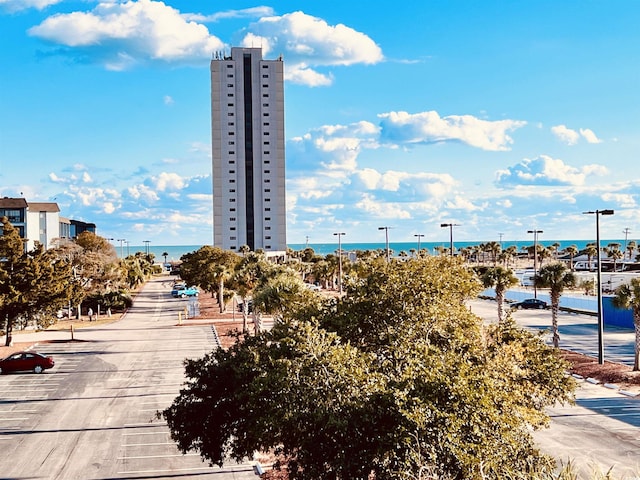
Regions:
[[118, 466, 217, 474], [118, 453, 200, 460], [122, 441, 176, 447]]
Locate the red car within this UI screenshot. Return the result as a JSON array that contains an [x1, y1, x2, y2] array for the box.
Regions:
[[0, 351, 55, 374]]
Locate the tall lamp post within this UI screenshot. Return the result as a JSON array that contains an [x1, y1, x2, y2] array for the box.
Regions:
[[440, 223, 460, 256], [414, 234, 424, 258], [583, 209, 614, 364], [117, 239, 126, 258], [527, 229, 543, 299], [378, 227, 391, 262], [333, 232, 346, 295], [143, 240, 150, 257]]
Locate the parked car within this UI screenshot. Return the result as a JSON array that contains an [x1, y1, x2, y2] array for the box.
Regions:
[[172, 285, 199, 298], [0, 352, 55, 374], [511, 298, 548, 310]]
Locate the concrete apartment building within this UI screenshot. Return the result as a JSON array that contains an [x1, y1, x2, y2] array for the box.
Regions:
[[211, 47, 287, 253], [0, 197, 96, 251]]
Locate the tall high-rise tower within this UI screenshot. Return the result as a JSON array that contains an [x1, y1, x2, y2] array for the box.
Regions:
[[211, 47, 286, 253]]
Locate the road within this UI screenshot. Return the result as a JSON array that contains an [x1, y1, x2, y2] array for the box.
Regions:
[[470, 299, 640, 478], [0, 277, 257, 480]]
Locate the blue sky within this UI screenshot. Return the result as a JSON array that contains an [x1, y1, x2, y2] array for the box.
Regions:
[[1, 0, 638, 248]]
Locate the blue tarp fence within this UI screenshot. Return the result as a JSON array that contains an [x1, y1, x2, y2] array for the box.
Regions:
[[481, 288, 634, 329]]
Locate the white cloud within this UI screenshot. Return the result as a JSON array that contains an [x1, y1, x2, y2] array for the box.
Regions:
[[355, 193, 412, 219], [552, 124, 603, 145], [495, 155, 609, 187], [151, 172, 185, 191], [579, 128, 602, 144], [551, 125, 580, 145], [163, 95, 174, 105], [28, 0, 225, 69], [379, 111, 526, 151], [241, 11, 383, 86], [185, 6, 274, 23], [0, 0, 61, 12]]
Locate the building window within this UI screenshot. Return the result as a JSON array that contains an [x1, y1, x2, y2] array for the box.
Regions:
[[265, 179, 270, 183], [230, 179, 236, 183], [262, 84, 268, 88], [263, 112, 269, 117], [265, 245, 271, 249], [264, 188, 271, 192], [265, 236, 271, 240], [265, 226, 271, 230], [230, 227, 236, 231], [265, 198, 271, 202], [265, 217, 271, 221], [230, 217, 236, 221], [227, 83, 233, 87], [230, 198, 236, 202], [229, 170, 235, 174], [228, 121, 235, 126], [264, 131, 270, 135], [227, 74, 234, 78], [230, 208, 236, 211], [229, 189, 236, 193], [228, 141, 235, 145], [263, 141, 270, 145], [229, 160, 235, 164], [263, 122, 270, 126], [228, 112, 234, 116], [229, 131, 235, 135], [262, 103, 269, 107], [264, 170, 271, 174], [262, 65, 269, 69], [227, 64, 233, 68], [229, 150, 235, 154], [228, 103, 234, 107], [262, 74, 269, 78], [265, 208, 271, 211]]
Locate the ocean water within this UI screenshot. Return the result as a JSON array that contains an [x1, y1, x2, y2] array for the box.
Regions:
[[128, 239, 631, 261]]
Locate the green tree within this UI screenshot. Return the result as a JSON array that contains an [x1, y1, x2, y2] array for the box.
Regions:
[[583, 243, 598, 271], [163, 256, 574, 479], [535, 262, 576, 348], [1, 217, 77, 344], [612, 278, 640, 371], [564, 244, 578, 270], [180, 246, 239, 312], [481, 266, 520, 323], [605, 243, 623, 272], [229, 251, 272, 333]]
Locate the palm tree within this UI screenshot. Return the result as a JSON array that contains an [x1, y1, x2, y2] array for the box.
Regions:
[[484, 241, 501, 266], [481, 266, 519, 323], [626, 240, 637, 261], [535, 262, 576, 348], [162, 251, 169, 266], [564, 245, 578, 270], [606, 243, 623, 272], [612, 278, 640, 371], [584, 243, 598, 271]]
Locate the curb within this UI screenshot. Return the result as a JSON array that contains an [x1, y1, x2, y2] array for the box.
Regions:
[[572, 374, 640, 398]]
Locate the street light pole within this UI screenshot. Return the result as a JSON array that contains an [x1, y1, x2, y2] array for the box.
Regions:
[[440, 223, 460, 256], [414, 234, 424, 258], [117, 239, 126, 258], [143, 240, 150, 257], [583, 209, 614, 364], [378, 227, 391, 262], [527, 229, 543, 299], [333, 232, 346, 295]]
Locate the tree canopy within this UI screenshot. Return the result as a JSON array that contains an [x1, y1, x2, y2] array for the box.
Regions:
[[163, 256, 575, 479], [1, 217, 79, 343]]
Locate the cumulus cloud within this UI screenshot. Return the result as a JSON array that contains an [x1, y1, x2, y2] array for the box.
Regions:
[[378, 111, 526, 151], [355, 193, 412, 219], [495, 155, 609, 187], [149, 172, 186, 191], [241, 11, 383, 86], [551, 125, 602, 145], [289, 120, 380, 173], [28, 0, 225, 69], [579, 128, 602, 144]]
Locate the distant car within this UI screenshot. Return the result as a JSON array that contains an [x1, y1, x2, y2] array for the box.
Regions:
[[172, 285, 199, 298], [511, 298, 548, 310], [0, 352, 55, 374]]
